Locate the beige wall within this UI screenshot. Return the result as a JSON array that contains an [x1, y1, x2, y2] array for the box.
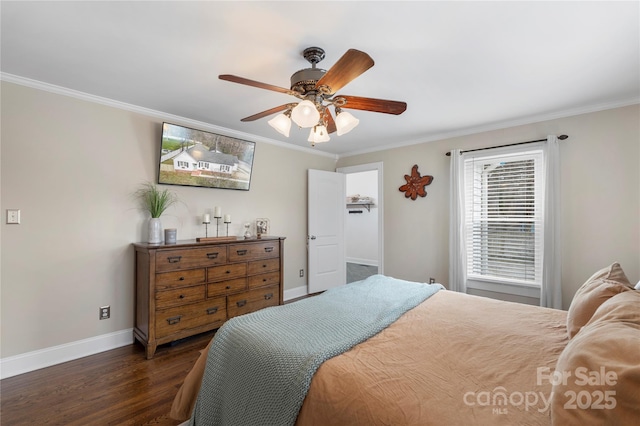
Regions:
[[0, 81, 336, 357], [337, 105, 640, 309], [2, 80, 638, 361]]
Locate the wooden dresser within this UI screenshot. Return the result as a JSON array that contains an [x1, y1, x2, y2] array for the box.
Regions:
[[133, 236, 285, 358]]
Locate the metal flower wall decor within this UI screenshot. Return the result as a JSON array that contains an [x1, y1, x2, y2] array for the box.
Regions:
[[399, 164, 434, 200]]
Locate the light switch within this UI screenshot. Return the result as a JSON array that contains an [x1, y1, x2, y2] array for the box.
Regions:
[[6, 209, 20, 224]]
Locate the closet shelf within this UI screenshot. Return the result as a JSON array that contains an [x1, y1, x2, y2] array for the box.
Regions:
[[347, 201, 374, 212]]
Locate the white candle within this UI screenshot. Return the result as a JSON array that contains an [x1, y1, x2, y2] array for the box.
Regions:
[[203, 213, 210, 223], [224, 214, 231, 223], [214, 206, 222, 218]]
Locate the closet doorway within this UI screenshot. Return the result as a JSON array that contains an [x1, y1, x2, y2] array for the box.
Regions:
[[337, 162, 383, 283]]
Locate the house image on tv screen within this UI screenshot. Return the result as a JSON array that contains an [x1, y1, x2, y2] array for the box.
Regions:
[[158, 122, 255, 191], [173, 144, 238, 174]]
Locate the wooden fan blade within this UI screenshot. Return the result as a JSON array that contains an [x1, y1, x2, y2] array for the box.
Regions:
[[337, 95, 407, 115], [315, 49, 374, 95], [241, 104, 291, 122], [219, 74, 293, 95], [323, 109, 337, 134]]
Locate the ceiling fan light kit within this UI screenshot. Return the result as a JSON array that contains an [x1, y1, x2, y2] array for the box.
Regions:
[[267, 111, 292, 137], [308, 125, 330, 146], [290, 100, 320, 128], [220, 46, 406, 147], [335, 108, 359, 136]]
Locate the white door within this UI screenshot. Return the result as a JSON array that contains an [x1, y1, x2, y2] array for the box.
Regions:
[[308, 169, 346, 293]]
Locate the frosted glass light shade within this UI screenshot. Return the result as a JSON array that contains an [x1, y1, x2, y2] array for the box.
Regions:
[[335, 110, 359, 136], [307, 125, 330, 144], [268, 113, 292, 137], [291, 100, 320, 128]]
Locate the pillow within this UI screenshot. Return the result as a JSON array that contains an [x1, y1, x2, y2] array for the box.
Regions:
[[635, 280, 640, 290], [566, 262, 632, 339], [587, 289, 640, 325], [551, 291, 640, 424]]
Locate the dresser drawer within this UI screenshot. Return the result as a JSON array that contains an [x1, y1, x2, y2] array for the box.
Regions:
[[156, 269, 205, 291], [247, 258, 280, 275], [228, 241, 279, 262], [207, 263, 247, 281], [156, 285, 204, 310], [207, 277, 247, 297], [248, 271, 280, 289], [227, 285, 279, 318], [155, 247, 227, 272], [156, 297, 226, 338]]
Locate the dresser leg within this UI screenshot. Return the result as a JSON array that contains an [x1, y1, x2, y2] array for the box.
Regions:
[[146, 343, 157, 359]]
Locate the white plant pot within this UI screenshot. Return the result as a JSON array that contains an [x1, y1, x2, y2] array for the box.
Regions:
[[148, 217, 162, 244]]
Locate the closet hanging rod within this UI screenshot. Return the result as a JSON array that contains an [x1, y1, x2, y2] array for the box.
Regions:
[[445, 134, 568, 156]]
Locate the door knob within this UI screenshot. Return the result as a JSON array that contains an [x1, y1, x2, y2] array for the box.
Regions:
[[309, 235, 316, 240]]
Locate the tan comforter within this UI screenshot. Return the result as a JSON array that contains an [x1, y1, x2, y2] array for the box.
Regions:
[[172, 290, 569, 425]]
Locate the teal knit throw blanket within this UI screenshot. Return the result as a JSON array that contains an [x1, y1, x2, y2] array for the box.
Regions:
[[190, 275, 443, 426]]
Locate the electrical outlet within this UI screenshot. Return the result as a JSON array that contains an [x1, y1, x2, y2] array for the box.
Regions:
[[299, 269, 304, 277], [6, 209, 20, 224], [99, 306, 110, 320], [429, 278, 436, 284]]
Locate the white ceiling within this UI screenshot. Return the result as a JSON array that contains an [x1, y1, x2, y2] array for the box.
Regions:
[[1, 1, 638, 156]]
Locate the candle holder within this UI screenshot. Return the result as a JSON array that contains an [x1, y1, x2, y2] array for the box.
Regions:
[[196, 210, 237, 243], [202, 220, 210, 238], [214, 215, 222, 237]]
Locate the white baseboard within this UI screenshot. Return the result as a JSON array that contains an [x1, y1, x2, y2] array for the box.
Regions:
[[284, 285, 308, 301], [0, 288, 315, 380], [0, 329, 134, 379]]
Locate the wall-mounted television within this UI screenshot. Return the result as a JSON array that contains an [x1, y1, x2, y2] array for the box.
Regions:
[[158, 122, 255, 191]]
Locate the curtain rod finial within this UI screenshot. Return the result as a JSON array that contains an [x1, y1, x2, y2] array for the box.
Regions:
[[558, 134, 568, 140]]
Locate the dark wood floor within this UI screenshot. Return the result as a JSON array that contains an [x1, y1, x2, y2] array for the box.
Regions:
[[1, 330, 216, 425]]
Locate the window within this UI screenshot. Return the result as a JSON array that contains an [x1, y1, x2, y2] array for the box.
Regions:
[[463, 146, 544, 297]]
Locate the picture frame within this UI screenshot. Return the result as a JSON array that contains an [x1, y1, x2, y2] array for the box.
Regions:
[[256, 218, 270, 236], [158, 122, 255, 191]]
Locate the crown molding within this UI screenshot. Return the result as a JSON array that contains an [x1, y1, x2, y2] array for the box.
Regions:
[[339, 96, 640, 158], [3, 72, 635, 161], [0, 72, 338, 160]]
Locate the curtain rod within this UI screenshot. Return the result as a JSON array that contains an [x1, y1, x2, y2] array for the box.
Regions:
[[445, 135, 568, 156]]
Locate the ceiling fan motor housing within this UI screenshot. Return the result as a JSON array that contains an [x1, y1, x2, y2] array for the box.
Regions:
[[290, 67, 326, 94], [290, 46, 328, 95]]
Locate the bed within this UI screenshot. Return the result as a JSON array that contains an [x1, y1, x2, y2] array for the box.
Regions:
[[171, 264, 640, 425]]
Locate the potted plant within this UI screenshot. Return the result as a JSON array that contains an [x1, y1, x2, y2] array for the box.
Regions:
[[135, 182, 179, 243]]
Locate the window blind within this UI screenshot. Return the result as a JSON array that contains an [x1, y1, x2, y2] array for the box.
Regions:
[[463, 150, 543, 285]]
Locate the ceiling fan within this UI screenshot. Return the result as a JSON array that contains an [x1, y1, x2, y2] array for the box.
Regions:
[[219, 47, 407, 146]]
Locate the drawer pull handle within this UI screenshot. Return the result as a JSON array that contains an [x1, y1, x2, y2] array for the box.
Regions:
[[226, 285, 231, 290], [167, 256, 182, 263], [262, 264, 267, 268], [264, 247, 274, 253], [264, 293, 273, 300], [237, 300, 247, 307], [236, 249, 247, 256], [179, 294, 185, 299], [167, 315, 182, 325], [263, 278, 267, 282], [179, 277, 185, 281], [206, 307, 219, 315], [207, 253, 219, 259], [225, 270, 231, 274]]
